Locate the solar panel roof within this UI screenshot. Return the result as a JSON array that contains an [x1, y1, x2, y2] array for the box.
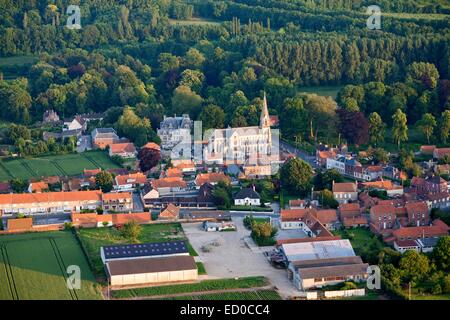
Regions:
[[102, 240, 188, 259]]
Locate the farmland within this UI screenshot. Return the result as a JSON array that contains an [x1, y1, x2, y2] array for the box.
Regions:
[[164, 290, 282, 300], [0, 151, 120, 182], [112, 276, 269, 299], [77, 223, 198, 277], [0, 231, 102, 300]]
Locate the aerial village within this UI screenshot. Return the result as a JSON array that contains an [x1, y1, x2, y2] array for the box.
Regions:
[[0, 95, 449, 301]]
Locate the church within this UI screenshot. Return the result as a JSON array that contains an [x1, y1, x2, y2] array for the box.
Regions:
[[203, 93, 274, 166]]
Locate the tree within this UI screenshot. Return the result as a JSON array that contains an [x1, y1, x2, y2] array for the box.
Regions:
[[212, 181, 232, 209], [120, 220, 142, 243], [10, 178, 28, 193], [179, 69, 205, 93], [440, 110, 450, 144], [368, 147, 389, 164], [199, 104, 225, 131], [171, 85, 203, 118], [314, 169, 343, 190], [280, 158, 314, 196], [407, 62, 440, 90], [392, 109, 408, 149], [95, 171, 114, 192], [368, 112, 386, 146], [184, 48, 205, 69], [337, 110, 369, 145], [417, 113, 437, 143], [399, 250, 430, 283], [138, 146, 161, 172], [433, 236, 450, 272], [320, 189, 339, 209]]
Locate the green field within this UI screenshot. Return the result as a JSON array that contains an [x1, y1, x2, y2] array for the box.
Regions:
[[112, 276, 269, 299], [0, 151, 120, 182], [297, 85, 344, 99], [78, 223, 198, 277], [0, 231, 102, 300], [164, 290, 282, 300]]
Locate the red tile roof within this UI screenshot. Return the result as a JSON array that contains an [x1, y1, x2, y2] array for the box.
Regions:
[[160, 204, 180, 219], [29, 181, 49, 193], [313, 209, 338, 224], [0, 190, 102, 205], [195, 172, 231, 185], [152, 177, 187, 189], [393, 226, 448, 240], [370, 204, 396, 217], [333, 182, 357, 193], [142, 142, 161, 151], [343, 216, 368, 227], [115, 172, 147, 186], [110, 143, 136, 154], [102, 192, 132, 201], [339, 203, 360, 213]]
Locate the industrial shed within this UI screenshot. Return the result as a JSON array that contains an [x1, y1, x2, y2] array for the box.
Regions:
[[100, 240, 189, 263], [106, 255, 198, 286]]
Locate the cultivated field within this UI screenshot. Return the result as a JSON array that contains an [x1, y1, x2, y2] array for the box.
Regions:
[[0, 151, 120, 182], [163, 290, 282, 300], [0, 231, 102, 300]]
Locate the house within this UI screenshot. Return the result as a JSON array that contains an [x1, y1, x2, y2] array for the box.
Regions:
[[279, 208, 334, 237], [83, 168, 102, 178], [312, 209, 339, 230], [157, 114, 192, 151], [43, 110, 60, 123], [393, 239, 421, 253], [360, 180, 404, 197], [416, 237, 440, 253], [289, 199, 306, 209], [338, 203, 361, 219], [370, 204, 396, 231], [420, 145, 436, 155], [151, 177, 187, 195], [43, 129, 82, 142], [392, 224, 449, 242], [71, 212, 150, 228], [364, 166, 384, 181], [426, 192, 450, 209], [28, 181, 49, 193], [343, 216, 369, 228], [159, 204, 180, 220], [411, 176, 447, 194], [234, 187, 261, 206], [142, 142, 161, 152], [109, 143, 137, 158], [405, 201, 429, 227], [91, 128, 120, 149], [102, 192, 133, 212], [175, 162, 196, 175], [434, 164, 450, 175], [114, 172, 147, 192], [316, 149, 337, 167], [195, 172, 231, 187], [164, 167, 183, 178], [332, 182, 358, 204], [242, 164, 273, 179], [0, 190, 106, 215], [433, 148, 450, 160], [64, 115, 87, 132]]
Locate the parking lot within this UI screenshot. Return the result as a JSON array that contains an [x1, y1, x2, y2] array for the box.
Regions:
[[182, 217, 301, 299]]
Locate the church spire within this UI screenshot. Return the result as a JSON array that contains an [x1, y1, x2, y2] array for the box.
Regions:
[[260, 92, 270, 128]]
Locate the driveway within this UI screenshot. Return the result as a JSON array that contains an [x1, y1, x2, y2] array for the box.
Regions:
[[132, 192, 144, 212], [182, 217, 301, 299]]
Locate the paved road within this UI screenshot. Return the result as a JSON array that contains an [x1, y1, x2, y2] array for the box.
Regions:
[[132, 192, 145, 212], [1, 213, 71, 225], [280, 140, 317, 168]]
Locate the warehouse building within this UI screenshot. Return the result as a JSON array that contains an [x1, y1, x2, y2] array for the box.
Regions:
[[279, 239, 355, 263], [106, 255, 198, 286], [100, 240, 189, 263]]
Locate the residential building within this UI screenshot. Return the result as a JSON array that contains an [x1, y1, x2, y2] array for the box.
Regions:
[[159, 204, 180, 220], [142, 142, 161, 152], [195, 172, 231, 187], [71, 212, 150, 228], [43, 110, 60, 123], [426, 192, 450, 209], [360, 180, 404, 197], [420, 145, 436, 155], [102, 192, 133, 212], [279, 208, 334, 237], [332, 182, 358, 204], [28, 181, 49, 193], [234, 187, 261, 206], [202, 220, 236, 232], [114, 172, 147, 192], [157, 114, 192, 151], [151, 177, 187, 195], [405, 201, 429, 227], [289, 199, 306, 209], [392, 224, 449, 242], [91, 128, 120, 149], [433, 148, 450, 160], [393, 240, 421, 254], [370, 204, 396, 231], [0, 190, 133, 215], [109, 143, 137, 158], [43, 129, 82, 142], [312, 209, 339, 230], [64, 115, 87, 132], [411, 176, 448, 194]]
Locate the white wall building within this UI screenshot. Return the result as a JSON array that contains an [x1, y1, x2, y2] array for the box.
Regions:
[[157, 114, 192, 152]]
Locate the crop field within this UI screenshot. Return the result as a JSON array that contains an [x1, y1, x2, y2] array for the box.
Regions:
[[112, 276, 269, 299], [78, 223, 198, 277], [164, 290, 282, 300], [0, 232, 102, 300], [0, 151, 120, 182]]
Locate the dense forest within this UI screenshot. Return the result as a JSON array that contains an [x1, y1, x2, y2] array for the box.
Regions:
[[0, 0, 449, 150]]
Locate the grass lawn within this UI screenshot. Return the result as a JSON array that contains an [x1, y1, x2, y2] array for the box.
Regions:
[[0, 231, 102, 300], [77, 223, 197, 277], [0, 151, 120, 182], [279, 188, 299, 209], [169, 18, 222, 26], [253, 217, 271, 224], [229, 205, 273, 212], [333, 227, 386, 258], [297, 85, 344, 99], [164, 290, 282, 300], [196, 262, 207, 275], [112, 276, 269, 298]]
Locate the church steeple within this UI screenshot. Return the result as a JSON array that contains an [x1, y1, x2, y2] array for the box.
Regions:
[[260, 92, 270, 128]]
